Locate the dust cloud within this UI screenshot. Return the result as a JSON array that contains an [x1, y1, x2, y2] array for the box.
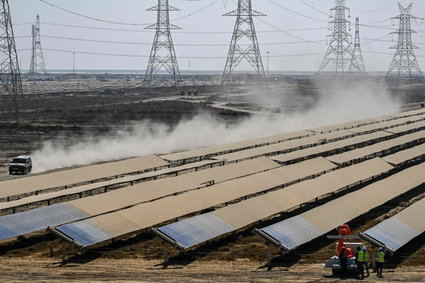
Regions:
[[31, 79, 400, 173]]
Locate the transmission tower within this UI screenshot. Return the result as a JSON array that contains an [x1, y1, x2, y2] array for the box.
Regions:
[[386, 3, 424, 85], [318, 0, 361, 75], [144, 0, 183, 88], [0, 0, 23, 121], [349, 17, 366, 75], [29, 15, 46, 75], [221, 0, 265, 86]]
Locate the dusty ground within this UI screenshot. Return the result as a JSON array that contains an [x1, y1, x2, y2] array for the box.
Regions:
[[1, 257, 425, 282]]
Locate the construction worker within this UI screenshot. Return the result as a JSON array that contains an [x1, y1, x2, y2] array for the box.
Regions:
[[356, 246, 365, 279], [339, 246, 348, 277], [362, 246, 370, 277], [376, 247, 385, 278]]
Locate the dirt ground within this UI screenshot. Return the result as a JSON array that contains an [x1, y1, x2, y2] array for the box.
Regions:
[[1, 257, 425, 282]]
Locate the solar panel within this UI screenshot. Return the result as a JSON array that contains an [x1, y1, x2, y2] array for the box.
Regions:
[[0, 203, 90, 240], [257, 161, 425, 252], [360, 197, 425, 253], [152, 158, 393, 249], [156, 213, 236, 249], [382, 143, 425, 166], [51, 157, 337, 248]]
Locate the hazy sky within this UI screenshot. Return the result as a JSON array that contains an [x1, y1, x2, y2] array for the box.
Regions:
[[10, 0, 425, 72]]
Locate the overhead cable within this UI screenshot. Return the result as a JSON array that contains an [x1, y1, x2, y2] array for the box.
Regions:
[[39, 0, 219, 26], [21, 48, 323, 59]]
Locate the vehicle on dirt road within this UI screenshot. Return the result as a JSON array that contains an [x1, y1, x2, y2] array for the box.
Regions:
[[8, 155, 32, 175]]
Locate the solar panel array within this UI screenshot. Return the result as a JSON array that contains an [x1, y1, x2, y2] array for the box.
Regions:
[[360, 197, 425, 253], [0, 157, 278, 240], [154, 158, 393, 249], [51, 157, 336, 248], [0, 108, 424, 256], [257, 162, 425, 252]]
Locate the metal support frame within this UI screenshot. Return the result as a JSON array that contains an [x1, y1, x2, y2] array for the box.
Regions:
[[150, 227, 186, 251], [349, 17, 366, 75], [221, 0, 265, 86], [143, 0, 183, 89], [254, 228, 290, 254], [29, 15, 46, 75], [386, 3, 424, 86], [318, 0, 361, 75], [0, 0, 23, 122]]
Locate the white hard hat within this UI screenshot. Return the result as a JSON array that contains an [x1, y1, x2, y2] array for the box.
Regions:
[[362, 246, 366, 251], [378, 247, 383, 251]]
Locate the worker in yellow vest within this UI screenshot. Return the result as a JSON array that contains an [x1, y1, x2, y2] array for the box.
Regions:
[[362, 246, 370, 277], [376, 247, 385, 278], [355, 246, 365, 279]]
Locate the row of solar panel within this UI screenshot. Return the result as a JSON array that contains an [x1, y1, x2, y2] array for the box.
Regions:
[[257, 162, 425, 251], [52, 136, 425, 249], [153, 158, 393, 249], [1, 109, 423, 207], [50, 157, 337, 248], [156, 160, 425, 252], [161, 109, 425, 162], [214, 119, 425, 163]]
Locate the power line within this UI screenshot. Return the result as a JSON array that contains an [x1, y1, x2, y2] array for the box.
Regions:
[[19, 48, 324, 59], [39, 0, 149, 26], [298, 0, 329, 16], [39, 0, 220, 26], [14, 21, 329, 34], [266, 0, 328, 23], [15, 33, 325, 46], [255, 17, 326, 46]]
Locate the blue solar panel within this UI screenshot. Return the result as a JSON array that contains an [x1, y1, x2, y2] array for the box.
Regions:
[[364, 217, 421, 252], [260, 216, 323, 250], [158, 213, 235, 249], [56, 221, 113, 247], [0, 204, 90, 240]]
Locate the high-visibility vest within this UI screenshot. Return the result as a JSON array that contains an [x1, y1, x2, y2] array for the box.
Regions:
[[357, 250, 364, 262], [364, 251, 369, 263], [377, 251, 385, 263]]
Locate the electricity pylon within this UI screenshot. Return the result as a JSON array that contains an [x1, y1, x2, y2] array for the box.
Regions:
[[144, 0, 183, 88], [221, 0, 265, 86], [318, 0, 361, 75], [0, 0, 23, 122], [386, 3, 424, 85], [349, 17, 366, 75], [29, 15, 47, 75]]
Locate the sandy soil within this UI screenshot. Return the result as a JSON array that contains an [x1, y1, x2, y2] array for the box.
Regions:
[[1, 257, 424, 282]]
